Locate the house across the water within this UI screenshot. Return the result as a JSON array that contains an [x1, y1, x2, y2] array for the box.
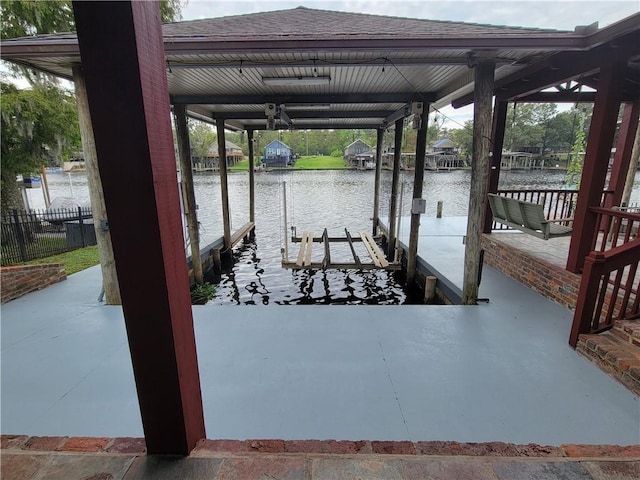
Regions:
[[263, 139, 293, 167], [344, 139, 372, 168]]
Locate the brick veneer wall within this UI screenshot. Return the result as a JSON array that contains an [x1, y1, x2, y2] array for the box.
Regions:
[[1, 264, 66, 304], [481, 234, 580, 310]]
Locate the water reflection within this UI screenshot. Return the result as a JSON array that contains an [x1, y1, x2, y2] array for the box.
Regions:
[[210, 237, 408, 305]]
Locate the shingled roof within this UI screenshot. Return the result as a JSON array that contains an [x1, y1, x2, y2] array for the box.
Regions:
[[162, 6, 569, 40]]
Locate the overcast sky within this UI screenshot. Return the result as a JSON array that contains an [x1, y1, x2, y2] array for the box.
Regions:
[[182, 0, 639, 30]]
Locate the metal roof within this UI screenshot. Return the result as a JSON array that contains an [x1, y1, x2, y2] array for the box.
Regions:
[[2, 7, 638, 132]]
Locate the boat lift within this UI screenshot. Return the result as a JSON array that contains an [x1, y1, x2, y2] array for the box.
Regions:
[[280, 181, 401, 271]]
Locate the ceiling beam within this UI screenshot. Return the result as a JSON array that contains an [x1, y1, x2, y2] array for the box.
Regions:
[[514, 91, 597, 103], [172, 92, 435, 105], [250, 123, 385, 130], [383, 104, 410, 126], [209, 110, 393, 120], [451, 30, 640, 107]]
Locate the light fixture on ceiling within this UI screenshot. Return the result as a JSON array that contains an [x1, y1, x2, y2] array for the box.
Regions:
[[262, 76, 331, 86]]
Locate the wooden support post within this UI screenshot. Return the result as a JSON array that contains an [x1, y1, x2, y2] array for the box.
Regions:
[[604, 102, 640, 210], [174, 104, 203, 285], [462, 59, 495, 305], [72, 1, 205, 454], [71, 65, 121, 305], [248, 129, 255, 224], [406, 107, 430, 287], [39, 165, 51, 207], [424, 275, 437, 304], [621, 117, 640, 207], [436, 201, 443, 218], [283, 181, 289, 261], [373, 128, 384, 235], [483, 99, 508, 233], [216, 120, 232, 250], [567, 61, 625, 273], [387, 119, 403, 258]]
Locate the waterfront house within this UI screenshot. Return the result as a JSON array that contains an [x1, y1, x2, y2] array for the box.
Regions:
[[263, 139, 292, 167], [344, 139, 372, 167], [431, 138, 456, 154], [203, 140, 244, 169]]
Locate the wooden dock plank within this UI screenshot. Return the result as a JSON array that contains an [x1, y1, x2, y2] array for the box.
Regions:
[[345, 228, 362, 268], [296, 231, 313, 267], [230, 222, 255, 247], [322, 229, 331, 269], [303, 231, 314, 266], [360, 231, 389, 268]]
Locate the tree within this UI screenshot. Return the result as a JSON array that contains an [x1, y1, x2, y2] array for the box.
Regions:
[[545, 111, 575, 153], [450, 120, 474, 156], [531, 103, 557, 156], [1, 82, 81, 212], [1, 0, 183, 39], [189, 121, 216, 160], [427, 113, 446, 144]]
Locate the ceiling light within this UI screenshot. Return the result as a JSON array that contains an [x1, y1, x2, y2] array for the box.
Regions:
[[262, 76, 331, 86]]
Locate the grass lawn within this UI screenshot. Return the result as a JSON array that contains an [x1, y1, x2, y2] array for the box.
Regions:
[[294, 156, 347, 169], [228, 159, 249, 171], [25, 245, 100, 275], [227, 156, 348, 170]]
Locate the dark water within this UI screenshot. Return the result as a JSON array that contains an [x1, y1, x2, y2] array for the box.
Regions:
[[197, 169, 570, 305], [29, 168, 640, 305]]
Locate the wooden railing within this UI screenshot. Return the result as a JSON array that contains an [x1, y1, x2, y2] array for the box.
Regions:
[[493, 189, 577, 230], [569, 207, 640, 347]]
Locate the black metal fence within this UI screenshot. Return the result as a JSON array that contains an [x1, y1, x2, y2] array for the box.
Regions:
[[1, 207, 95, 265]]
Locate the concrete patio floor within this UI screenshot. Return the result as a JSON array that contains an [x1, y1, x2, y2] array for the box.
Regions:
[[1, 217, 639, 447]]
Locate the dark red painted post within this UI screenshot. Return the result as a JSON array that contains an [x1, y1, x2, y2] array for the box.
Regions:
[[483, 99, 508, 233], [569, 252, 605, 347], [72, 1, 206, 454], [603, 101, 640, 210], [566, 61, 625, 273]]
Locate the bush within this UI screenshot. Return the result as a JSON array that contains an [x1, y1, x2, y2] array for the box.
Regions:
[[191, 281, 217, 305]]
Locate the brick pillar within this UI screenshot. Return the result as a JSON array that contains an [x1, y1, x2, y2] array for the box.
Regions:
[[72, 1, 205, 455]]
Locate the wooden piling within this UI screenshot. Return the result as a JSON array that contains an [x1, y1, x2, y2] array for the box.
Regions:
[[462, 58, 495, 305], [424, 275, 437, 303], [373, 128, 384, 235], [387, 119, 403, 258], [248, 128, 255, 224], [216, 120, 232, 250], [406, 107, 429, 286], [40, 165, 51, 207], [72, 65, 121, 305], [483, 99, 508, 233], [174, 104, 203, 284]]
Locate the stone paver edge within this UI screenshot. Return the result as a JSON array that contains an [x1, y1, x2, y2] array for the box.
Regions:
[[2, 435, 639, 458]]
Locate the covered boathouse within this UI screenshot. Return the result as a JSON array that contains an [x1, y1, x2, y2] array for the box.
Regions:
[[1, 1, 639, 463]]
